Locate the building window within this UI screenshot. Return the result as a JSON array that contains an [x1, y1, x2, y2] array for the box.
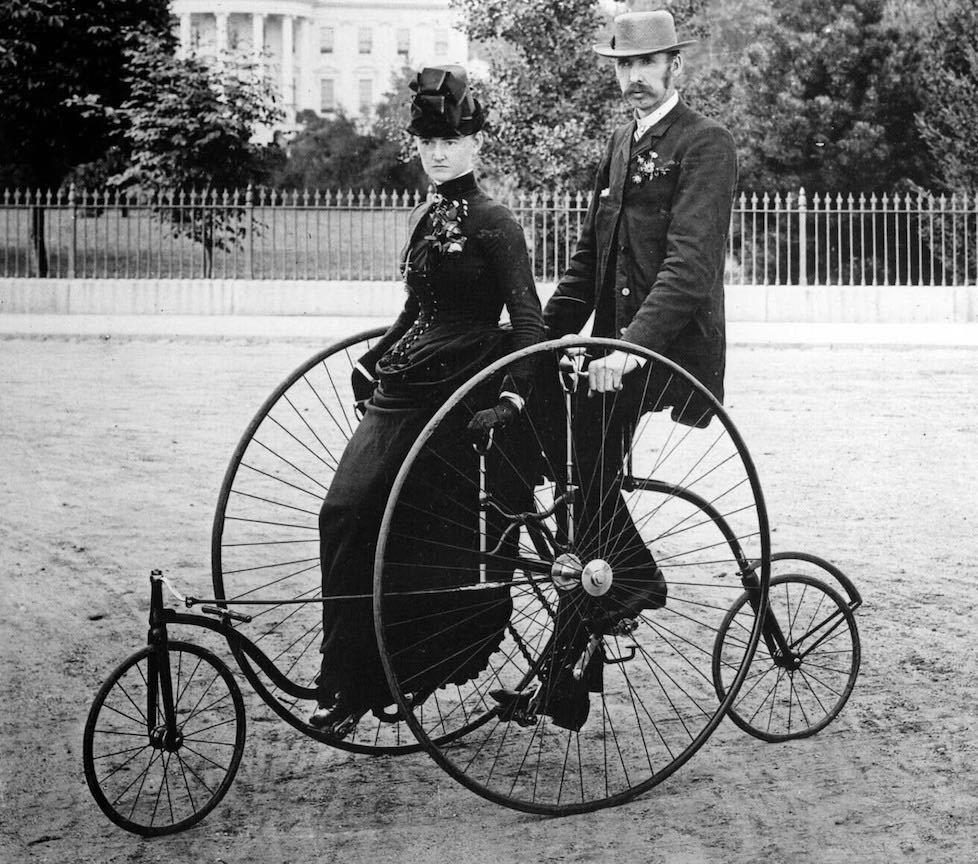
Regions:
[[397, 28, 410, 57], [358, 78, 373, 112], [434, 30, 449, 56], [320, 26, 333, 53], [320, 78, 335, 112], [358, 27, 372, 54]]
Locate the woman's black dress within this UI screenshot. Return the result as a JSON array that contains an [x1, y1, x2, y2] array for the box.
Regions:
[[317, 173, 544, 712]]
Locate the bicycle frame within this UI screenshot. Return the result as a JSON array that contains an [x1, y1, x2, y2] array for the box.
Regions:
[[737, 552, 862, 669], [146, 571, 319, 702]]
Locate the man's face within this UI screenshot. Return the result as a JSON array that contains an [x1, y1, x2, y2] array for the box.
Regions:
[[615, 53, 678, 115]]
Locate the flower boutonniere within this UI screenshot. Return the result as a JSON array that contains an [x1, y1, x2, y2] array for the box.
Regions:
[[426, 194, 468, 254], [631, 151, 678, 187]]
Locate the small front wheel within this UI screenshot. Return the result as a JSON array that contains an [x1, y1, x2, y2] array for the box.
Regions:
[[83, 641, 246, 836], [713, 568, 860, 742]]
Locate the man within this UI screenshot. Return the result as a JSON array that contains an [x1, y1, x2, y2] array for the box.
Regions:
[[523, 9, 737, 729], [545, 8, 735, 404]]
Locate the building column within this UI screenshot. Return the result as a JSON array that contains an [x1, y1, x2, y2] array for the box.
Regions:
[[179, 13, 192, 56], [252, 13, 265, 73], [215, 12, 229, 55], [282, 14, 295, 119], [296, 17, 314, 116]]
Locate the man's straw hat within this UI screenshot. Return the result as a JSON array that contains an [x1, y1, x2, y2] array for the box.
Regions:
[[593, 10, 697, 57]]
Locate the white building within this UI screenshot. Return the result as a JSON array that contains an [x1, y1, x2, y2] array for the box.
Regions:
[[170, 0, 470, 124]]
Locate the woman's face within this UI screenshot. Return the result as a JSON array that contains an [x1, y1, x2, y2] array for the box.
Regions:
[[416, 133, 482, 185]]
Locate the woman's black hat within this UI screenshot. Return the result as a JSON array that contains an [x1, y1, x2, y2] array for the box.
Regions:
[[406, 64, 484, 138]]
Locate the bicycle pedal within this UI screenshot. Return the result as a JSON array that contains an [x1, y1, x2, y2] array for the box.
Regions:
[[512, 708, 538, 728], [332, 714, 362, 739], [490, 687, 538, 724], [371, 705, 403, 723], [309, 705, 364, 738], [614, 618, 640, 636], [590, 616, 640, 637]]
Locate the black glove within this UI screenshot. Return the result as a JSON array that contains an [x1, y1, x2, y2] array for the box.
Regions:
[[351, 365, 376, 404], [466, 399, 520, 441]]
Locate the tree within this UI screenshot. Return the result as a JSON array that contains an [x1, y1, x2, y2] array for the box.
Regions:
[[910, 0, 978, 283], [733, 0, 929, 192], [96, 29, 283, 276], [372, 64, 428, 188], [916, 0, 978, 192], [450, 0, 613, 189], [109, 29, 282, 192], [270, 67, 426, 192], [0, 0, 172, 188], [0, 0, 171, 273], [449, 0, 712, 190], [271, 110, 424, 191]]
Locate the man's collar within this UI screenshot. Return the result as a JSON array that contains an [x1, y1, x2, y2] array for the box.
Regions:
[[633, 91, 679, 140]]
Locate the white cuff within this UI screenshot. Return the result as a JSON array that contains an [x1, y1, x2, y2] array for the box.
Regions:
[[354, 361, 376, 382], [499, 391, 525, 412], [616, 341, 648, 367]]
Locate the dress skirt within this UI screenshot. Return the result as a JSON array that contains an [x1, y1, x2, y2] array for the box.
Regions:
[[317, 329, 534, 711]]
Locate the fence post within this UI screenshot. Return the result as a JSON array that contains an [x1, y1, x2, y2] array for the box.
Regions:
[[797, 186, 808, 287], [245, 184, 254, 279], [67, 183, 77, 278]]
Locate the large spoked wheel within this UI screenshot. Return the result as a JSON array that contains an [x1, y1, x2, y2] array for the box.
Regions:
[[83, 641, 245, 836], [713, 554, 861, 742], [212, 327, 426, 753], [374, 337, 771, 814]]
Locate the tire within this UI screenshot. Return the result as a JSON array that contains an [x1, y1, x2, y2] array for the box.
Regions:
[[374, 337, 771, 814], [713, 561, 861, 742], [83, 641, 245, 836]]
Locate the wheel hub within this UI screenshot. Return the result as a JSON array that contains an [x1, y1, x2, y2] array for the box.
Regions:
[[551, 554, 615, 597], [551, 553, 582, 591], [149, 724, 184, 752], [772, 651, 804, 671], [581, 559, 613, 597]]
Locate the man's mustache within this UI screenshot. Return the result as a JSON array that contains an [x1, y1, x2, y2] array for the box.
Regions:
[[624, 84, 652, 96]]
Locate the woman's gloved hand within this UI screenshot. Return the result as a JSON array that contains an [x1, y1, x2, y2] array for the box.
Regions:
[[466, 398, 520, 441]]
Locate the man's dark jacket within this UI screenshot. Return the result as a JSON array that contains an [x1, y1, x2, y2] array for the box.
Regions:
[[543, 98, 737, 425]]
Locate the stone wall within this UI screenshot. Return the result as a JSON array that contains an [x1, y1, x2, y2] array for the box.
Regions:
[[1, 279, 975, 322]]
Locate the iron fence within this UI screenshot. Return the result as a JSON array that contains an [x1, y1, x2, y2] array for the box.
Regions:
[[3, 185, 976, 286]]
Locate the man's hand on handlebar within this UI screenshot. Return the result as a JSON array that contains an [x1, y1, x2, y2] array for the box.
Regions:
[[586, 350, 642, 395]]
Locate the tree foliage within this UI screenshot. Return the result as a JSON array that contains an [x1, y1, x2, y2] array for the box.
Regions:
[[451, 0, 708, 189], [447, 0, 737, 190], [108, 29, 282, 192], [450, 0, 614, 189], [732, 0, 928, 191], [0, 0, 171, 189], [271, 68, 426, 191], [916, 0, 978, 192], [270, 110, 425, 191]]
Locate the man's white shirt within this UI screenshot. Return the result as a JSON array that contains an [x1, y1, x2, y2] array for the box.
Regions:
[[634, 91, 679, 141]]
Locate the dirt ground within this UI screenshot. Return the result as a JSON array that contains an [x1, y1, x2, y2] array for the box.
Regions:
[[1, 331, 976, 864]]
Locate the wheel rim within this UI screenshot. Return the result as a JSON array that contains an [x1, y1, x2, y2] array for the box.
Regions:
[[713, 565, 861, 742], [83, 642, 245, 836], [211, 328, 427, 753], [375, 338, 771, 813]]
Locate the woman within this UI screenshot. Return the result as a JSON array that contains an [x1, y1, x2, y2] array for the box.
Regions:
[[310, 65, 545, 733]]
